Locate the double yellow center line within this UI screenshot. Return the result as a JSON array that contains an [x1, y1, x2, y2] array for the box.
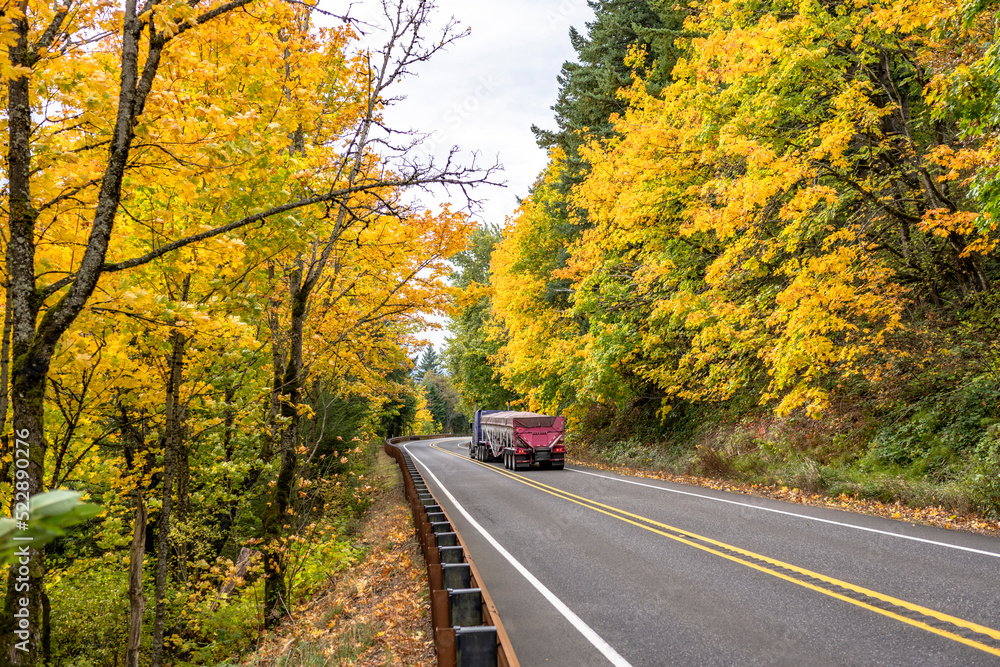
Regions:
[[432, 442, 1000, 658]]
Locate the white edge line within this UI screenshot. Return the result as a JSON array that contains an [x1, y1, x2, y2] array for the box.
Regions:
[[567, 468, 1000, 559], [404, 443, 633, 667]]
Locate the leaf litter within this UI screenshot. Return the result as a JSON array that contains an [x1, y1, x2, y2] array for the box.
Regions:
[[242, 452, 435, 666]]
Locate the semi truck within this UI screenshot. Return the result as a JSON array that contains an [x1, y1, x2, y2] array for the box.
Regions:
[[470, 410, 566, 470]]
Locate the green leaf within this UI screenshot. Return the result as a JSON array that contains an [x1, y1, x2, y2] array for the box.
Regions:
[[0, 491, 102, 565]]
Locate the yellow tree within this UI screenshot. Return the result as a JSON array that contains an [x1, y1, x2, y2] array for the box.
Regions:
[[0, 0, 493, 663], [490, 154, 596, 419], [572, 0, 990, 416], [250, 0, 489, 626]]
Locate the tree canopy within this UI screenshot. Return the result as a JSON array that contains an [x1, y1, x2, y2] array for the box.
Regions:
[[460, 0, 1000, 453], [0, 0, 492, 663]]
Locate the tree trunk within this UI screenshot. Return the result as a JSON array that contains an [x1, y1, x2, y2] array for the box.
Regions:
[[126, 491, 148, 667], [0, 3, 46, 662], [39, 591, 49, 665], [263, 264, 307, 628], [0, 293, 13, 494], [210, 547, 257, 612], [151, 328, 186, 667], [176, 438, 190, 585], [0, 395, 47, 667], [223, 384, 236, 461]]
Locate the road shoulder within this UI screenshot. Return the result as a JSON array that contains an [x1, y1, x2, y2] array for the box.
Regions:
[[569, 456, 1000, 538]]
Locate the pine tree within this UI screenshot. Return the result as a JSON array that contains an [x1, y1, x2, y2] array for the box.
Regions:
[[533, 0, 684, 166], [416, 347, 440, 377]]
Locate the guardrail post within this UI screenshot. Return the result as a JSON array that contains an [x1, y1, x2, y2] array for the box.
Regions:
[[455, 627, 498, 666], [421, 528, 436, 561], [442, 563, 472, 590], [428, 563, 443, 592], [449, 588, 484, 627], [432, 588, 450, 630], [436, 628, 457, 667], [424, 540, 440, 565]]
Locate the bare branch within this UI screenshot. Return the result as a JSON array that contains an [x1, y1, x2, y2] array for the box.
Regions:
[[33, 1, 71, 52], [37, 178, 104, 213]]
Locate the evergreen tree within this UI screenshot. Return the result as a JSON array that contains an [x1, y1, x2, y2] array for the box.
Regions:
[[533, 0, 684, 168], [415, 346, 440, 377], [522, 3, 688, 358]]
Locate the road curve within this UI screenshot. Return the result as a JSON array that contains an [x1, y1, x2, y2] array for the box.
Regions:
[[405, 436, 1000, 666]]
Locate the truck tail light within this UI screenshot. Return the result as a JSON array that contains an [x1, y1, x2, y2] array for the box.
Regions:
[[552, 445, 565, 453]]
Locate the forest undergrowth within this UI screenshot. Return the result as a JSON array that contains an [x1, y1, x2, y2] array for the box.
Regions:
[[228, 448, 433, 667], [572, 382, 1000, 538]]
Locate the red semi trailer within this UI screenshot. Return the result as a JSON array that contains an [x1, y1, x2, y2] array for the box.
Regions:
[[470, 410, 566, 470]]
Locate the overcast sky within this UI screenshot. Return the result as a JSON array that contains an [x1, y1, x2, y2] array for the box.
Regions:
[[342, 1, 596, 352], [344, 0, 594, 351], [371, 0, 594, 223]]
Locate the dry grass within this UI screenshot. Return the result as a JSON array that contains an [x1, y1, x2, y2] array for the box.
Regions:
[[239, 451, 435, 666]]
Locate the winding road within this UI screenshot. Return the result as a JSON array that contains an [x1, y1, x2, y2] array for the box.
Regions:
[[404, 436, 1000, 666]]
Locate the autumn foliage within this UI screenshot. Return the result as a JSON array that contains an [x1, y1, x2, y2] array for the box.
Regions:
[[485, 0, 995, 412], [0, 0, 484, 664], [458, 0, 1000, 514]]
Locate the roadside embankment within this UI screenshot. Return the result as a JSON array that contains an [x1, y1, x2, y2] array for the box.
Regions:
[[239, 450, 435, 666], [568, 453, 1000, 539]]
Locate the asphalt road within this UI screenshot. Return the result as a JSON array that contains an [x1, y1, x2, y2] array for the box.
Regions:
[[403, 437, 1000, 666]]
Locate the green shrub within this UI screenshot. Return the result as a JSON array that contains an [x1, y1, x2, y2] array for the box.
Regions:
[[47, 557, 130, 667], [970, 425, 1000, 518], [602, 437, 654, 467], [867, 377, 1000, 475]]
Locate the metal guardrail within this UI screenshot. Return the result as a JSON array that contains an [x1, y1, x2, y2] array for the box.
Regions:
[[384, 435, 519, 667]]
